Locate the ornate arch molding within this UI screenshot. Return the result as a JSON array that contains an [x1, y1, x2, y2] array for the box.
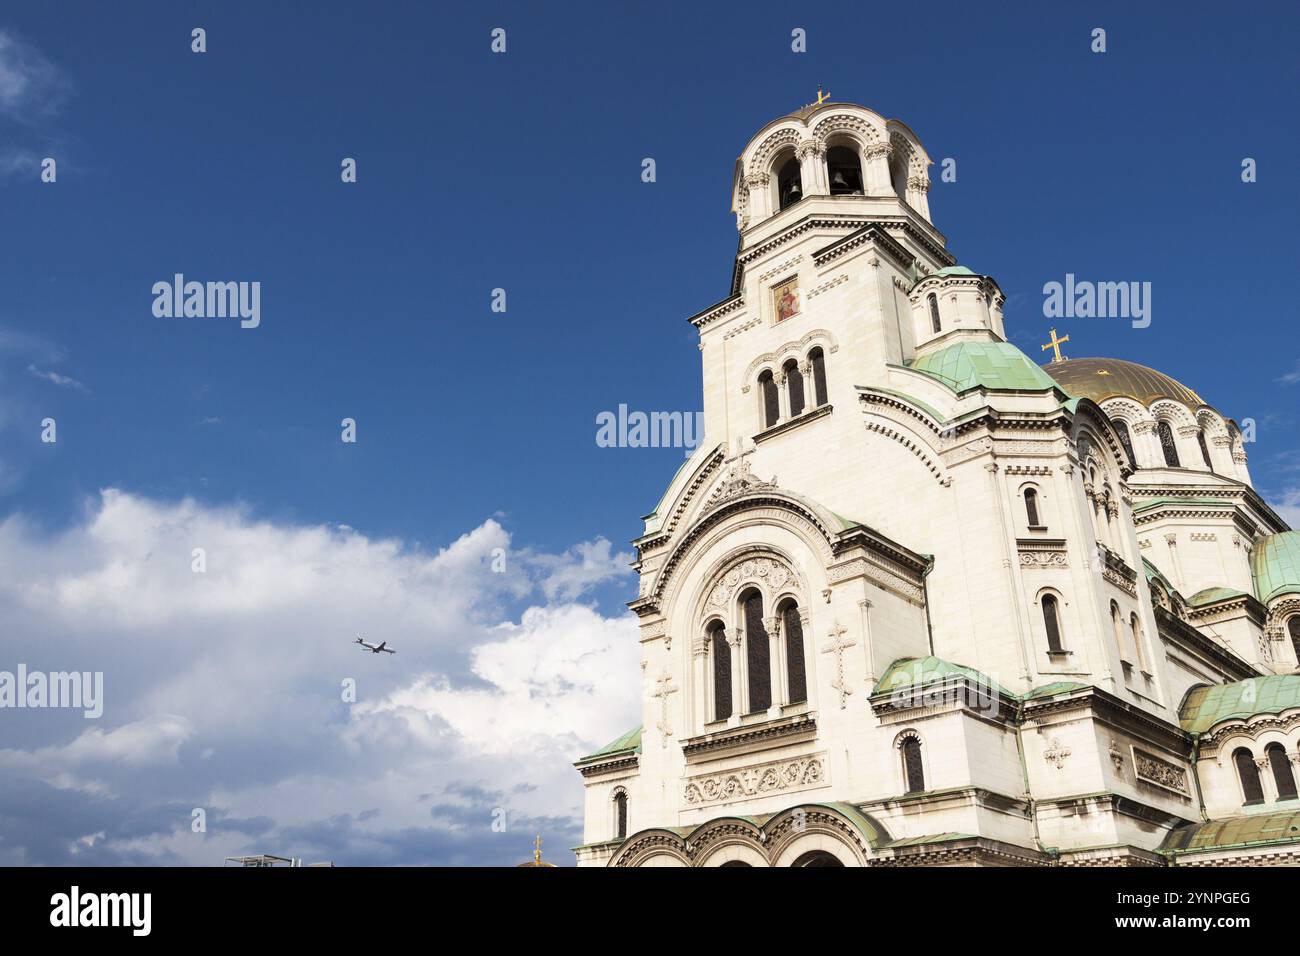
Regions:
[[811, 113, 882, 150], [1099, 398, 1151, 427], [1196, 408, 1229, 438], [741, 328, 841, 392], [1150, 399, 1197, 428], [750, 127, 804, 174], [764, 805, 876, 867], [610, 804, 880, 867], [1266, 597, 1300, 642], [609, 829, 691, 868], [693, 545, 810, 625], [1073, 408, 1132, 482], [1200, 712, 1300, 758], [649, 490, 839, 613]]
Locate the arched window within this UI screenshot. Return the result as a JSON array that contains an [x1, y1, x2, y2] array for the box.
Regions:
[[1290, 616, 1300, 662], [777, 155, 802, 210], [1267, 743, 1298, 801], [1024, 488, 1042, 528], [613, 790, 628, 840], [1129, 613, 1146, 672], [1110, 601, 1127, 661], [741, 589, 771, 713], [1042, 594, 1064, 654], [783, 359, 805, 417], [809, 347, 828, 407], [780, 601, 807, 705], [759, 370, 779, 429], [1114, 420, 1138, 470], [708, 621, 731, 722], [901, 736, 925, 793], [1157, 421, 1181, 468], [792, 850, 844, 867], [928, 293, 941, 334], [826, 145, 863, 195], [1234, 747, 1265, 805], [1197, 429, 1213, 470]]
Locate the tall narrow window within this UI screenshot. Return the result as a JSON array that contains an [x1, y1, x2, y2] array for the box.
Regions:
[[928, 293, 941, 334], [902, 737, 925, 793], [781, 601, 807, 705], [1234, 747, 1265, 805], [742, 590, 771, 713], [1042, 594, 1064, 654], [1197, 429, 1214, 470], [1290, 617, 1300, 662], [1268, 743, 1298, 801], [809, 347, 828, 406], [709, 621, 731, 722], [1024, 488, 1042, 528], [777, 156, 803, 210], [783, 359, 805, 417], [1111, 602, 1127, 662], [613, 790, 628, 839], [1157, 421, 1181, 467], [1114, 420, 1138, 470], [1129, 613, 1146, 672], [759, 371, 779, 429]]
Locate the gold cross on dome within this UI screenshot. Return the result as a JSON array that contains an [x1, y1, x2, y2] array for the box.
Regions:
[[533, 835, 543, 864], [1041, 328, 1070, 363], [816, 87, 830, 105]]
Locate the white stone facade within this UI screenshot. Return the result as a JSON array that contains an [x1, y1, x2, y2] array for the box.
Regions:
[[574, 102, 1300, 868]]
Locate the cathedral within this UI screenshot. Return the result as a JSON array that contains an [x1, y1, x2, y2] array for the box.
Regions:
[[573, 100, 1300, 867]]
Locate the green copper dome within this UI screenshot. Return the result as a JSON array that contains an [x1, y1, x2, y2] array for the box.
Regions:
[[909, 341, 1061, 395], [1252, 531, 1300, 604], [1180, 675, 1300, 735]]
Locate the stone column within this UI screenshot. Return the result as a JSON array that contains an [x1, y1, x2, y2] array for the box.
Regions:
[[729, 629, 745, 726], [796, 140, 827, 196], [693, 636, 708, 732], [777, 372, 791, 422], [766, 614, 784, 717], [863, 141, 892, 196]]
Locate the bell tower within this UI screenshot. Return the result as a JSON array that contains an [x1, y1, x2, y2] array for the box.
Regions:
[[699, 100, 1006, 468]]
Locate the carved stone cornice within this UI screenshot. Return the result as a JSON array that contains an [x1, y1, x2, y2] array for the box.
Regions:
[[681, 714, 817, 762]]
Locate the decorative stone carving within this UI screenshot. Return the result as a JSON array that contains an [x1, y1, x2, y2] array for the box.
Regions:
[[1132, 748, 1190, 796], [821, 622, 856, 709], [682, 754, 826, 808], [702, 458, 777, 513], [1044, 738, 1071, 769]]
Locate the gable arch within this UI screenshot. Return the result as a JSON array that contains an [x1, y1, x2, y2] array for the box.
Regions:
[[649, 490, 840, 612]]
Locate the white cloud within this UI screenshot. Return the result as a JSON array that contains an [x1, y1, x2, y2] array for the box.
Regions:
[[26, 364, 88, 393], [1274, 487, 1300, 528], [0, 490, 638, 865], [1281, 361, 1300, 386], [0, 30, 69, 121]]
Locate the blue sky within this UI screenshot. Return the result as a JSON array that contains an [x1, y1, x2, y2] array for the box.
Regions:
[[0, 1, 1297, 866]]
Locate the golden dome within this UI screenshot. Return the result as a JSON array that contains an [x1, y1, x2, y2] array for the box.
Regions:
[[1044, 357, 1205, 410]]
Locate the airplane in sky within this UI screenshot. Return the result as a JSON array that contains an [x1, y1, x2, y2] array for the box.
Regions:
[[354, 635, 396, 655]]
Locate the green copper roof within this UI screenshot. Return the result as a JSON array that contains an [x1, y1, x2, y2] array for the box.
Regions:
[[933, 265, 976, 277], [1132, 496, 1230, 514], [1188, 587, 1250, 607], [874, 655, 1015, 701], [1161, 809, 1300, 856], [579, 725, 642, 761], [1179, 676, 1300, 734], [908, 341, 1061, 395], [1251, 531, 1300, 604]]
